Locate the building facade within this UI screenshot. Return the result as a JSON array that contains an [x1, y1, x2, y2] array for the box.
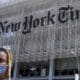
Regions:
[[0, 0, 80, 80]]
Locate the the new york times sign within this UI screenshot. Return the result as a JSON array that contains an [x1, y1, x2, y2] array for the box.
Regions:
[[0, 5, 80, 35]]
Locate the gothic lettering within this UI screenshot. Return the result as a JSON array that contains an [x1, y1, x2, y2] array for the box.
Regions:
[[0, 5, 80, 35], [22, 16, 31, 34], [70, 7, 75, 21], [76, 10, 80, 20], [33, 18, 40, 28], [47, 11, 55, 25], [0, 22, 4, 34], [58, 6, 69, 23], [15, 22, 21, 31], [41, 16, 47, 26]]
